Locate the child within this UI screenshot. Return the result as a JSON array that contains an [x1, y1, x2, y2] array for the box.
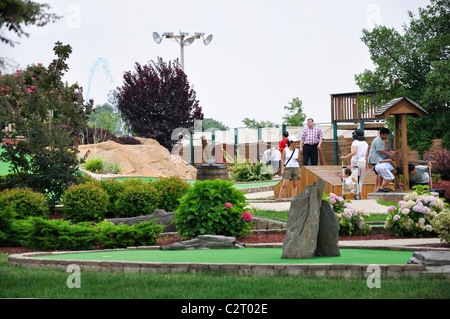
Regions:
[[375, 158, 402, 192], [343, 168, 357, 193]]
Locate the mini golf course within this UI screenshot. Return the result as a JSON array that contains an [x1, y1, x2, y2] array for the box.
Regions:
[[34, 248, 414, 265], [9, 246, 427, 278]]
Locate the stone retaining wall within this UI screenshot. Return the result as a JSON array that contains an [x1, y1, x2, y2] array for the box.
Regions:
[[7, 248, 441, 278]]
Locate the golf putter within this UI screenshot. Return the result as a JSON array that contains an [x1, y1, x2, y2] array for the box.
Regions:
[[428, 154, 434, 192]]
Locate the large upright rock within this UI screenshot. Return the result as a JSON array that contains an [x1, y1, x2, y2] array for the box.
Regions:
[[281, 179, 324, 259], [281, 178, 340, 259], [315, 200, 340, 257]]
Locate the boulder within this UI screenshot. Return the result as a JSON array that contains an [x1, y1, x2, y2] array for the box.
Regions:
[[315, 200, 340, 257], [107, 209, 176, 232], [77, 138, 197, 179], [281, 178, 340, 259], [161, 235, 245, 250]]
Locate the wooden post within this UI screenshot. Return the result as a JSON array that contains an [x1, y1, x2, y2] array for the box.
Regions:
[[394, 115, 400, 190], [402, 114, 409, 191]]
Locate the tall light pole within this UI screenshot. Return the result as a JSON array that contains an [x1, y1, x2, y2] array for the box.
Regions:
[[153, 31, 213, 71]]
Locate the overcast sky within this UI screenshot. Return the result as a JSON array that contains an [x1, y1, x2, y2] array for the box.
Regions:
[[2, 0, 430, 128]]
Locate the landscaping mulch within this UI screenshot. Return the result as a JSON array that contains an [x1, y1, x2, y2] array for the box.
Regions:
[[1, 232, 448, 254]]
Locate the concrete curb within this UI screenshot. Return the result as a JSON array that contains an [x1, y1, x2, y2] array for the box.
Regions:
[[7, 245, 449, 278]]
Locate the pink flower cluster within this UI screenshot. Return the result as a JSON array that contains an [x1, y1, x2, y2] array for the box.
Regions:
[[224, 203, 233, 208], [241, 212, 253, 222]]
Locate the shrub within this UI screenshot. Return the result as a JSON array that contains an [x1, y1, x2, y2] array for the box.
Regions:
[[0, 172, 31, 192], [96, 220, 164, 249], [151, 176, 191, 212], [8, 218, 33, 247], [83, 157, 121, 174], [323, 193, 371, 236], [0, 206, 16, 245], [229, 161, 273, 182], [114, 184, 161, 218], [0, 188, 49, 219], [175, 180, 252, 239], [26, 217, 100, 251], [431, 148, 450, 180], [225, 150, 273, 182], [84, 157, 104, 173], [96, 179, 125, 215], [430, 208, 450, 244], [384, 185, 447, 237], [62, 183, 109, 222]]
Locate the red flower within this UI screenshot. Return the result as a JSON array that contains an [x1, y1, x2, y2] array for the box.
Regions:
[[241, 212, 253, 222]]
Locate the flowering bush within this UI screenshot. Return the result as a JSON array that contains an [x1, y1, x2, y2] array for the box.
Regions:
[[431, 208, 450, 244], [323, 193, 371, 236], [385, 185, 447, 237], [175, 180, 251, 239]]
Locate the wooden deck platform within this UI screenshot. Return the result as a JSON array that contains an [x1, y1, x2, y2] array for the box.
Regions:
[[273, 165, 394, 200]]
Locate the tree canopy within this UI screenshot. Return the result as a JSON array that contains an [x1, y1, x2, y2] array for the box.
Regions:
[[0, 42, 93, 205], [114, 57, 204, 150], [355, 0, 450, 153]]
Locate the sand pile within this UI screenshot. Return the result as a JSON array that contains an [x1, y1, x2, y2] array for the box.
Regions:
[[77, 137, 197, 180]]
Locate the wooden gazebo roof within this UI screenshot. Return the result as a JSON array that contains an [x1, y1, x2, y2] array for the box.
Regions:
[[374, 97, 428, 118]]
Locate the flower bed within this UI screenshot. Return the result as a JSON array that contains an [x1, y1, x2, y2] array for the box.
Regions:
[[385, 185, 448, 239]]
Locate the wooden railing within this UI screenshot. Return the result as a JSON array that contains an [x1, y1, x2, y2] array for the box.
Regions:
[[331, 91, 379, 122]]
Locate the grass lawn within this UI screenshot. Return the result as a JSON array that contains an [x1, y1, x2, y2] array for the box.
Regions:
[[1, 254, 449, 300]]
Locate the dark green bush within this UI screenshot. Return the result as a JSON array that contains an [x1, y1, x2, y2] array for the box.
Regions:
[[175, 180, 252, 239], [0, 206, 16, 245], [114, 184, 161, 218], [0, 188, 49, 219], [26, 217, 100, 251], [62, 183, 109, 222], [8, 218, 33, 247], [96, 179, 126, 215], [96, 220, 163, 249], [151, 176, 191, 212]]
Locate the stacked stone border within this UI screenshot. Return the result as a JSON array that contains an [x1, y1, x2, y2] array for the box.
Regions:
[[7, 245, 449, 278]]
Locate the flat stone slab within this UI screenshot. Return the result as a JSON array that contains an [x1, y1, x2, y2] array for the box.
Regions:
[[161, 235, 245, 250], [408, 251, 450, 267]]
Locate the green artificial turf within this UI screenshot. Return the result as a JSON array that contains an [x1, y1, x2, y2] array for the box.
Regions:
[[37, 248, 413, 265]]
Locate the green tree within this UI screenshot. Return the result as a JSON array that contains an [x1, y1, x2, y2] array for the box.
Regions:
[[355, 0, 450, 153], [88, 103, 126, 135], [282, 97, 306, 126], [242, 118, 278, 128], [0, 0, 60, 71], [201, 118, 229, 131], [114, 58, 204, 150], [0, 42, 93, 206]]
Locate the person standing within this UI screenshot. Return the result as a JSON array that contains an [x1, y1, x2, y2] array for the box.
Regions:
[[278, 138, 301, 198], [368, 127, 392, 192], [299, 118, 323, 165], [341, 129, 369, 199], [271, 146, 282, 176], [279, 131, 289, 153]]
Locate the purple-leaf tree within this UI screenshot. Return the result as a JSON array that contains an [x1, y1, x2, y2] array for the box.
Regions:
[[114, 57, 203, 150]]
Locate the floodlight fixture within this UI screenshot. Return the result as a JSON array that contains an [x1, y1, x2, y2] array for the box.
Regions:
[[152, 32, 162, 44], [203, 34, 213, 45], [153, 30, 213, 71]]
